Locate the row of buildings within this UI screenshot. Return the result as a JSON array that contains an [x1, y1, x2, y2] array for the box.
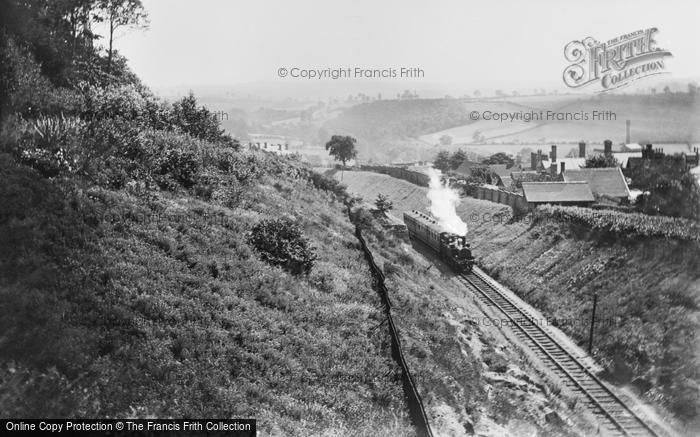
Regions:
[[454, 140, 700, 209], [242, 134, 331, 166]]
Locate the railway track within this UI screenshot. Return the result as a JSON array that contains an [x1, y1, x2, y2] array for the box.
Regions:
[[457, 269, 661, 437]]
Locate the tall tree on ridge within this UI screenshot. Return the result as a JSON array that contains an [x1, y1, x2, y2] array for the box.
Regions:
[[98, 0, 148, 74]]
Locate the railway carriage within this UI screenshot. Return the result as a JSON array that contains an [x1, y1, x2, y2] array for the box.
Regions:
[[403, 210, 475, 273]]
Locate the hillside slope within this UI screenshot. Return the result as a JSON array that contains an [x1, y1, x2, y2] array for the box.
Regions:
[[0, 156, 416, 436], [337, 171, 700, 432]]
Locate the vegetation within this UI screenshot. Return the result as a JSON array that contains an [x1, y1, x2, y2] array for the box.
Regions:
[[0, 2, 416, 433], [325, 134, 357, 180], [325, 135, 357, 167], [433, 150, 451, 172], [626, 155, 700, 220], [374, 194, 393, 214], [248, 218, 317, 275], [534, 205, 700, 241], [481, 152, 515, 168], [438, 134, 452, 145], [323, 99, 474, 143], [585, 154, 619, 168], [98, 0, 149, 74]]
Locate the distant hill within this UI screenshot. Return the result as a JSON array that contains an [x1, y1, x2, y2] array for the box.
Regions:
[[427, 93, 699, 145], [322, 99, 531, 162]]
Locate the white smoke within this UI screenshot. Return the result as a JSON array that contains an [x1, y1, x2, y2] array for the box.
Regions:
[[426, 168, 468, 236]]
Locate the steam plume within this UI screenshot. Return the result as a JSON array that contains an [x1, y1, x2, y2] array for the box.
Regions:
[[426, 168, 468, 236]]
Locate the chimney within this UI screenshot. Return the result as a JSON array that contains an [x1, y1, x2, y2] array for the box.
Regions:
[[560, 162, 566, 174], [578, 141, 586, 158], [626, 120, 631, 144], [604, 140, 612, 155], [645, 143, 653, 159], [530, 152, 537, 170], [550, 145, 557, 162]]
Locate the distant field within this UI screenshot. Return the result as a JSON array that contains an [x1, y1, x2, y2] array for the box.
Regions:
[[423, 93, 699, 145], [418, 119, 533, 145]]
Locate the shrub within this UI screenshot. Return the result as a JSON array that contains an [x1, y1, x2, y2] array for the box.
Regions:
[[351, 208, 374, 230], [137, 130, 204, 190], [375, 194, 393, 213], [247, 218, 317, 275], [9, 115, 85, 178], [215, 149, 264, 184], [383, 262, 399, 276], [83, 84, 149, 121], [309, 172, 347, 198], [157, 147, 200, 189], [170, 93, 236, 146]]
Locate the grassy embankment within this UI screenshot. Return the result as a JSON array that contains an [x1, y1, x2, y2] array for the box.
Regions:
[[0, 151, 422, 435]]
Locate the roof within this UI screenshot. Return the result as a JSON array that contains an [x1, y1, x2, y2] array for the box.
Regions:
[[488, 164, 510, 177], [656, 143, 693, 155], [550, 158, 586, 174], [404, 209, 439, 228], [563, 167, 630, 198], [511, 170, 541, 182], [610, 151, 642, 168], [522, 182, 595, 203], [454, 160, 483, 177], [497, 175, 513, 188]]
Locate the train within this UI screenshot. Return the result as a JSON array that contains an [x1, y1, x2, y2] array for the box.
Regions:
[[403, 209, 475, 273]]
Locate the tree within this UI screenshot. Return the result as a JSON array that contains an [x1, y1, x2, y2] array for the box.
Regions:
[[325, 135, 357, 180], [449, 149, 467, 170], [170, 93, 236, 146], [482, 152, 515, 168], [375, 194, 393, 214], [628, 155, 700, 220], [637, 174, 700, 219], [472, 130, 485, 143], [433, 150, 451, 172], [585, 154, 619, 168], [98, 0, 148, 74], [439, 134, 453, 146]]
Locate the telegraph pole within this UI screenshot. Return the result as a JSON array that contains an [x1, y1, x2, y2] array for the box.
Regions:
[[588, 292, 598, 354]]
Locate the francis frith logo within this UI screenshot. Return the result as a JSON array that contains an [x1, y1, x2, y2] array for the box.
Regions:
[[563, 28, 672, 91]]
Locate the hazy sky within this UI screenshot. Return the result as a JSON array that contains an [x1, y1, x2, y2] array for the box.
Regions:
[[110, 0, 700, 92]]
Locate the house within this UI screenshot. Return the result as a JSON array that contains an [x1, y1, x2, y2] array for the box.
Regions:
[[610, 151, 642, 168], [511, 170, 541, 185], [563, 167, 630, 202], [530, 150, 550, 170], [453, 160, 484, 178], [521, 182, 595, 207], [245, 134, 293, 155], [488, 164, 510, 177], [489, 164, 519, 188], [496, 175, 513, 189], [550, 157, 586, 175]]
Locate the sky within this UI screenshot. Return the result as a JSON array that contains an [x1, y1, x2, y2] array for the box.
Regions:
[[105, 0, 700, 95]]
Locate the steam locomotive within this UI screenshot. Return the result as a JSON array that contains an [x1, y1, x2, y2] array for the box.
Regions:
[[403, 210, 475, 273]]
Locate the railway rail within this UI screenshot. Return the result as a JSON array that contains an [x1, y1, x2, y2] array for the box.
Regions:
[[457, 269, 662, 437]]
